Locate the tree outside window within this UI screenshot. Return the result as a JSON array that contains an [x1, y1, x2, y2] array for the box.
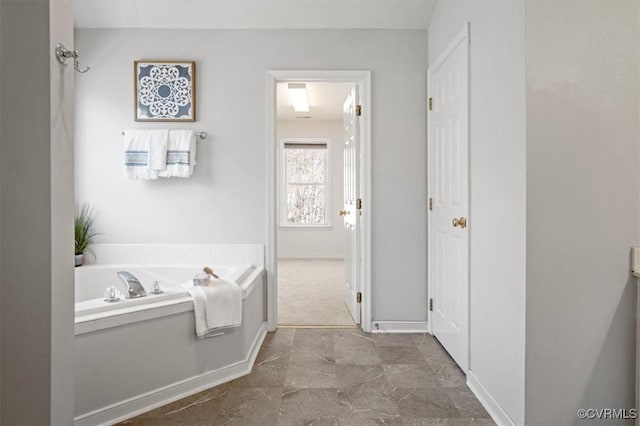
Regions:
[[282, 142, 328, 226]]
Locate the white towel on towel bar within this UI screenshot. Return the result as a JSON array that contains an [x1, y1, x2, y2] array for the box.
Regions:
[[123, 129, 169, 180], [179, 279, 242, 338], [158, 130, 196, 178]]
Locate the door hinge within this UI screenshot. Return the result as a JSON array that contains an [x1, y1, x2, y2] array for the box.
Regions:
[[357, 292, 362, 303], [356, 105, 362, 116], [429, 298, 433, 312], [356, 198, 362, 210], [428, 197, 433, 211], [428, 98, 433, 111]]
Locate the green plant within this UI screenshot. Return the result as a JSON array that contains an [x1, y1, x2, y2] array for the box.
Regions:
[[75, 203, 100, 255]]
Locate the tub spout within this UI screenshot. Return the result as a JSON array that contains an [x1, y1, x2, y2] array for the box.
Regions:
[[117, 271, 147, 298]]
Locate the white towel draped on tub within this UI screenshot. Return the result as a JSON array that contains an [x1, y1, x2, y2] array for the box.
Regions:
[[158, 130, 197, 178], [179, 279, 242, 338], [123, 129, 169, 180]]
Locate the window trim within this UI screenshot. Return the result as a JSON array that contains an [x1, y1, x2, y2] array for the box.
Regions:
[[278, 138, 331, 229]]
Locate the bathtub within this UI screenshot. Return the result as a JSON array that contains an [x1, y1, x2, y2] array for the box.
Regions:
[[75, 264, 256, 323], [74, 244, 267, 426]]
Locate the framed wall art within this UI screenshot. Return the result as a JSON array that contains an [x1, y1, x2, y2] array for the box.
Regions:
[[134, 60, 196, 122]]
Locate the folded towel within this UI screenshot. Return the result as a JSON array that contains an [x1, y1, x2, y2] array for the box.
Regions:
[[158, 130, 196, 178], [123, 130, 169, 180], [179, 278, 242, 338]]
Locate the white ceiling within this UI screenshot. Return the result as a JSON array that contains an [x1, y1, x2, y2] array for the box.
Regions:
[[277, 82, 354, 120], [73, 0, 437, 29]]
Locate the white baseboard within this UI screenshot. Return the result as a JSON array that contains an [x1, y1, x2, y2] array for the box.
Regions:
[[466, 370, 516, 426], [370, 321, 429, 333], [75, 323, 268, 426]]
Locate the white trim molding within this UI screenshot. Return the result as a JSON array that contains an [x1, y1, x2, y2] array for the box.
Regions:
[[74, 323, 268, 426], [266, 70, 373, 332], [467, 370, 516, 426], [370, 321, 430, 334]]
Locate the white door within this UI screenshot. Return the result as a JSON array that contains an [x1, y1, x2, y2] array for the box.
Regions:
[[428, 25, 469, 371], [342, 87, 361, 324]]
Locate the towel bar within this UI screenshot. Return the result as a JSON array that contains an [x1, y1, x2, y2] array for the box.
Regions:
[[122, 131, 207, 140]]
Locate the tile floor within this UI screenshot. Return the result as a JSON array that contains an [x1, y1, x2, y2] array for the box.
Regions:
[[121, 329, 494, 425]]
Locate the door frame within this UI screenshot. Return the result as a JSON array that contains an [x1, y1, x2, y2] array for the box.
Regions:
[[266, 70, 372, 332], [427, 23, 471, 361]]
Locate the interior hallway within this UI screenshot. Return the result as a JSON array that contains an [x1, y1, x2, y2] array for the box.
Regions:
[[278, 259, 354, 326], [121, 329, 493, 425]]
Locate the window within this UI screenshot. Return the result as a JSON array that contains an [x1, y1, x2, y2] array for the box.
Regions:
[[281, 140, 329, 226]]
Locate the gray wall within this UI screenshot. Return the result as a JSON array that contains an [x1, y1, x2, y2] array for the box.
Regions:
[[49, 0, 76, 423], [428, 1, 526, 423], [0, 0, 75, 424], [75, 29, 429, 322], [525, 2, 639, 424], [277, 119, 345, 259]]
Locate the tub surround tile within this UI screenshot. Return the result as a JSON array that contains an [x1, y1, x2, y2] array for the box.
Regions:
[[120, 329, 490, 426]]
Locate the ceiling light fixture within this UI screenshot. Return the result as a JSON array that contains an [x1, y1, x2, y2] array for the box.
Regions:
[[287, 83, 309, 112]]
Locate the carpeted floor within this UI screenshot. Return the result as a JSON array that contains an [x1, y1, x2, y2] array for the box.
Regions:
[[277, 259, 355, 326]]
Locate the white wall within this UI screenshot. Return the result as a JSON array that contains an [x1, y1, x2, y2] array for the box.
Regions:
[[0, 0, 75, 424], [428, 1, 526, 424], [277, 119, 345, 259], [75, 29, 428, 322], [525, 2, 639, 424]]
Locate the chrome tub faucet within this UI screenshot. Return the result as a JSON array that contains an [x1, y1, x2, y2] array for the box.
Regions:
[[116, 271, 147, 298]]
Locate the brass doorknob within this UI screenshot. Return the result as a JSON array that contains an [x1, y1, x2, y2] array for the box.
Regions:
[[339, 209, 349, 216], [452, 217, 467, 229]]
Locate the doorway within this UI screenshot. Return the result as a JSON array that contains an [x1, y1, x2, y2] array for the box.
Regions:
[[267, 71, 372, 332]]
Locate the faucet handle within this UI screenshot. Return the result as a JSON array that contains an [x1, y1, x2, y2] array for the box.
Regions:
[[151, 280, 164, 295], [104, 286, 121, 303]]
